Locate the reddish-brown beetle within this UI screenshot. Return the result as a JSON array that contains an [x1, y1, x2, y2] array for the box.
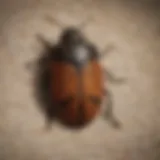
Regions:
[[27, 17, 125, 129]]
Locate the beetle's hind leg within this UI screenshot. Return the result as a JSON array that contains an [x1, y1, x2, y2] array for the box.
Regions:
[[102, 89, 122, 129]]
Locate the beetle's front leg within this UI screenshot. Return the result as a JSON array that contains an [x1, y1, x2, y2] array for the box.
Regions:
[[25, 60, 38, 72], [102, 89, 122, 129], [36, 34, 54, 51], [103, 68, 126, 84], [26, 34, 53, 73], [99, 44, 115, 59]]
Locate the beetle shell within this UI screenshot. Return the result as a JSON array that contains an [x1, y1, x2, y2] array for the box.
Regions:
[[49, 59, 104, 127]]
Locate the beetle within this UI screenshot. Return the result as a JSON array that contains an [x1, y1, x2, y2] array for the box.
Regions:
[[27, 17, 126, 130]]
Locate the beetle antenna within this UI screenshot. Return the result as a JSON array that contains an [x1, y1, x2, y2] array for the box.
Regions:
[[44, 14, 94, 32], [100, 44, 116, 59], [36, 34, 53, 51], [77, 16, 94, 31], [44, 15, 65, 29]]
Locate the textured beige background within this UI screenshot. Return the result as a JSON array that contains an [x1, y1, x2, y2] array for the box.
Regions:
[[0, 0, 160, 160]]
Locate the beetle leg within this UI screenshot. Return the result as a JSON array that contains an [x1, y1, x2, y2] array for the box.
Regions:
[[100, 44, 115, 59], [36, 34, 54, 51], [44, 15, 65, 29], [44, 118, 54, 131], [103, 88, 107, 96], [103, 89, 122, 129], [78, 16, 94, 30], [25, 61, 38, 72], [103, 69, 126, 84], [26, 34, 52, 72], [25, 59, 49, 74]]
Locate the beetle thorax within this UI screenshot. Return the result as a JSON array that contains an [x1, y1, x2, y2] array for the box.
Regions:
[[60, 28, 84, 46], [57, 27, 92, 68], [72, 45, 89, 63]]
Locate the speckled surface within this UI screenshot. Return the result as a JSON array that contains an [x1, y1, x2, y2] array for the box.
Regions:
[[0, 0, 160, 160]]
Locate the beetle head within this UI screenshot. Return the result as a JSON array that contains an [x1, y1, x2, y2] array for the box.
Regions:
[[59, 27, 85, 47], [44, 15, 93, 49], [44, 15, 92, 40]]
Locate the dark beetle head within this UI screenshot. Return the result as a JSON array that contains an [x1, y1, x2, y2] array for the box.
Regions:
[[59, 27, 86, 47]]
